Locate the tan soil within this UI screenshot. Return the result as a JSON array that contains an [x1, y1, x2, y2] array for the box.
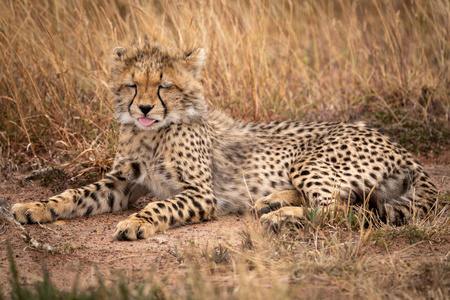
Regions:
[[0, 153, 449, 293]]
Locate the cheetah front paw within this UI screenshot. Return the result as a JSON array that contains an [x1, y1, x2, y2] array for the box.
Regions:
[[12, 202, 54, 224], [251, 195, 290, 217], [251, 190, 306, 217], [252, 195, 278, 216], [259, 207, 305, 232], [112, 216, 156, 241]]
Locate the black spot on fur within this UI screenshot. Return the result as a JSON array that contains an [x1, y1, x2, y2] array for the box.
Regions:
[[192, 199, 202, 209], [49, 208, 58, 219], [131, 162, 141, 178], [90, 192, 100, 206], [25, 213, 36, 224], [116, 175, 127, 181], [185, 185, 199, 192], [85, 206, 94, 216], [198, 209, 205, 220], [177, 201, 185, 209], [158, 215, 168, 223], [108, 193, 115, 209]]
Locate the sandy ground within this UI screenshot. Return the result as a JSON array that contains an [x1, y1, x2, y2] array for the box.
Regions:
[[0, 154, 449, 293]]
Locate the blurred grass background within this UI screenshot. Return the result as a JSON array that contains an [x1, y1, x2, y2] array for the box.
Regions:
[[0, 0, 449, 176]]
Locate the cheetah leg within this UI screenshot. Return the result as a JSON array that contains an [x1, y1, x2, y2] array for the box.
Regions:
[[12, 159, 148, 224], [290, 158, 344, 208], [112, 187, 218, 240], [291, 156, 354, 215], [252, 190, 308, 216], [258, 158, 344, 230], [376, 168, 441, 224]]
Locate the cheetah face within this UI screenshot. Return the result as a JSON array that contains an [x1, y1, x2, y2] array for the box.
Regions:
[[109, 42, 207, 131]]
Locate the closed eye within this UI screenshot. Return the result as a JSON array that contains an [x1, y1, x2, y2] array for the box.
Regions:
[[125, 84, 137, 88], [160, 82, 172, 89]]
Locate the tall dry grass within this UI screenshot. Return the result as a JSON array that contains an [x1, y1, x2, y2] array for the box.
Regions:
[[0, 0, 449, 172]]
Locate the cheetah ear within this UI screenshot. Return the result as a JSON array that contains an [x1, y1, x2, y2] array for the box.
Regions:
[[111, 47, 127, 78], [184, 48, 206, 78], [111, 47, 127, 61]]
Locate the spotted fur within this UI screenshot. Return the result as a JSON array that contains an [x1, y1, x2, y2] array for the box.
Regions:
[[12, 41, 440, 240]]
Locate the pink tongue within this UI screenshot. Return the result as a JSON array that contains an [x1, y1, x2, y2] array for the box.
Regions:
[[139, 117, 156, 126]]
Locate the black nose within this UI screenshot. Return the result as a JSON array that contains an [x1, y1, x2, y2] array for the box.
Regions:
[[139, 105, 154, 115]]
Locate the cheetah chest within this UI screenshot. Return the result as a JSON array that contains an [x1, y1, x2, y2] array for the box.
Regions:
[[143, 162, 183, 200]]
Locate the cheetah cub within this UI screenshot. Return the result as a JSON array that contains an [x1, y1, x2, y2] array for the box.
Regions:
[[13, 42, 440, 240]]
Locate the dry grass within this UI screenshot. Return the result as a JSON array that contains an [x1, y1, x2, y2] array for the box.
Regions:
[[1, 0, 449, 299]]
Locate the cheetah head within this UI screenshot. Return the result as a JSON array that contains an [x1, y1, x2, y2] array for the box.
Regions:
[[110, 41, 207, 130]]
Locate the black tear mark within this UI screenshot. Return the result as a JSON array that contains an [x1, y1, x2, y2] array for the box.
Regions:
[[157, 86, 167, 118], [127, 85, 138, 113]]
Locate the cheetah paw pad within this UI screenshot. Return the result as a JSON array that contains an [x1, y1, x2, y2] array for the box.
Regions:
[[112, 218, 156, 241], [260, 212, 302, 232]]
